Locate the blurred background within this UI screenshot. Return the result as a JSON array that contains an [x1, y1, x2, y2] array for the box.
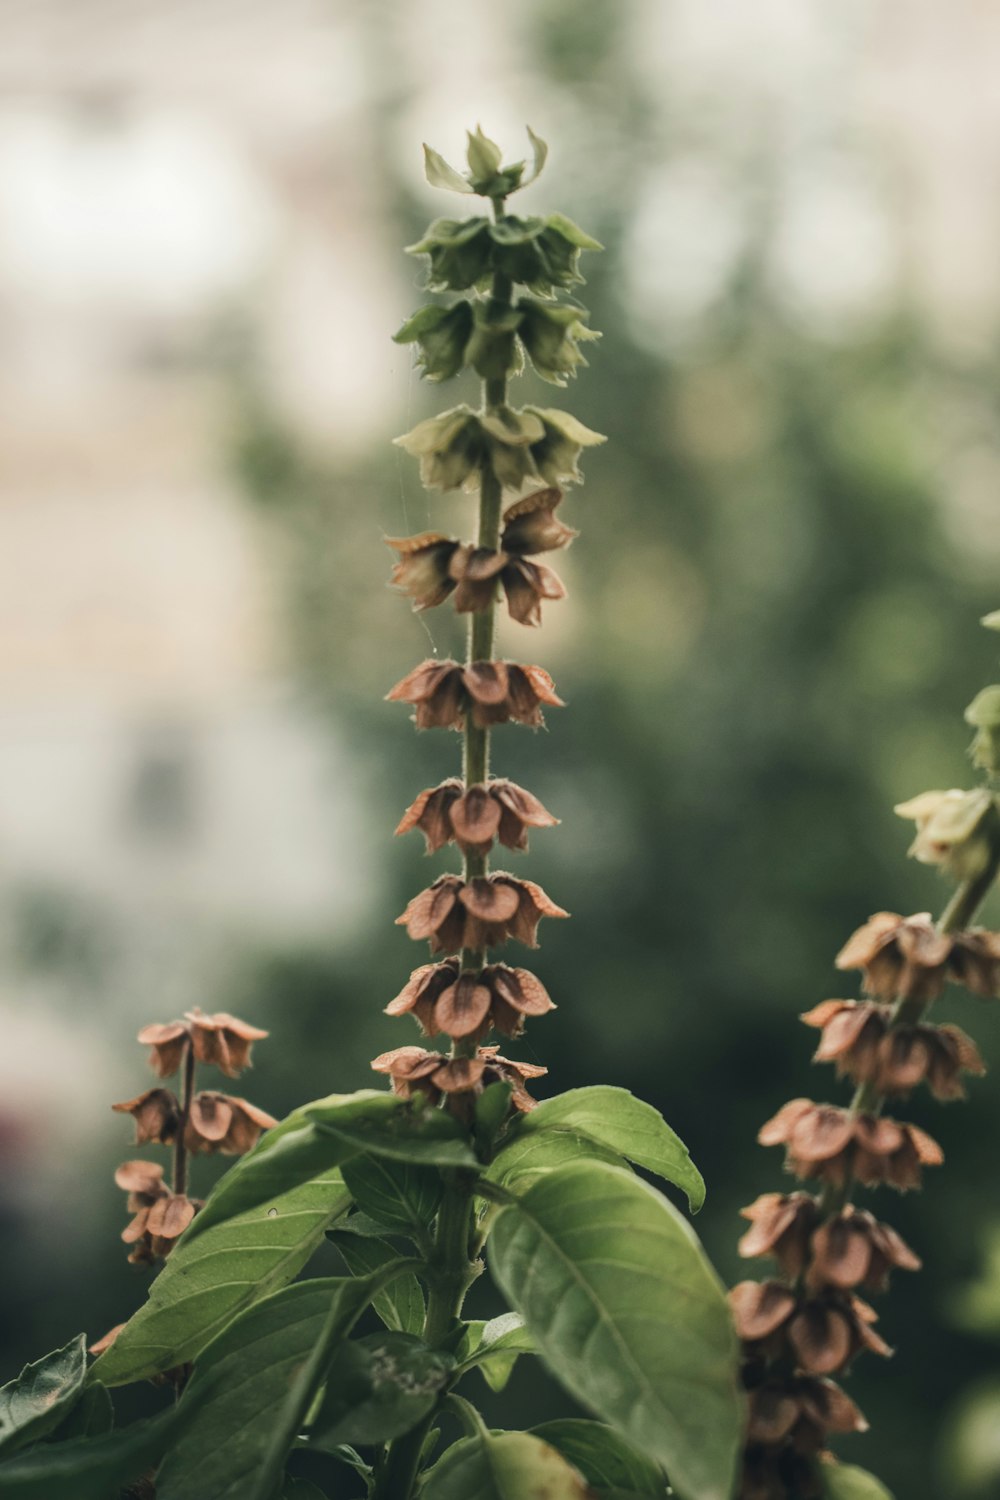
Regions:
[[2, 0, 1000, 1493]]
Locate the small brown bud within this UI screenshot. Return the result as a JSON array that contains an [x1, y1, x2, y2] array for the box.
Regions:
[[184, 1009, 268, 1078], [835, 912, 953, 1001], [746, 1375, 867, 1449], [730, 1281, 891, 1375], [386, 960, 556, 1041], [758, 1098, 943, 1191], [112, 1088, 180, 1146], [385, 531, 461, 610], [807, 1206, 920, 1293], [386, 658, 563, 731], [738, 1192, 819, 1277], [397, 777, 558, 857], [396, 874, 568, 955], [501, 488, 577, 555], [185, 1092, 278, 1155], [136, 1020, 189, 1078], [802, 999, 985, 1100], [371, 1042, 546, 1111]]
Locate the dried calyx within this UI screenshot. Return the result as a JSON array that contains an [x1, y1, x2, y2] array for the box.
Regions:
[[379, 126, 602, 1125], [730, 611, 1000, 1499]]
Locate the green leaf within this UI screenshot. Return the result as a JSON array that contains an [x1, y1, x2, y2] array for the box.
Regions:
[[309, 1094, 479, 1168], [487, 1122, 625, 1190], [0, 1335, 88, 1456], [157, 1277, 378, 1500], [456, 1312, 536, 1393], [421, 1430, 592, 1499], [524, 127, 549, 187], [531, 1420, 668, 1496], [517, 1087, 705, 1212], [488, 1161, 742, 1500], [45, 1382, 114, 1443], [545, 211, 604, 252], [327, 1229, 426, 1335], [424, 145, 474, 194], [0, 1407, 178, 1500], [182, 1120, 353, 1240], [309, 1332, 451, 1447], [820, 1464, 895, 1499], [91, 1170, 351, 1386], [341, 1153, 442, 1239], [466, 126, 503, 185]]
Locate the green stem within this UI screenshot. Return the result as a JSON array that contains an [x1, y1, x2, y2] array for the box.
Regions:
[[819, 848, 1000, 1218]]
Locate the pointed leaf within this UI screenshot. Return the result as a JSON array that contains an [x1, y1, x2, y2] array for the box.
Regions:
[[524, 127, 549, 187], [424, 145, 474, 194], [486, 1124, 625, 1191], [327, 1229, 426, 1335], [530, 1419, 668, 1496], [421, 1430, 592, 1499], [456, 1311, 536, 1393], [0, 1407, 179, 1500], [0, 1335, 88, 1456], [91, 1170, 351, 1386], [157, 1277, 381, 1500], [309, 1096, 479, 1168], [518, 1087, 705, 1211], [340, 1153, 442, 1238], [821, 1465, 895, 1499], [488, 1161, 742, 1500], [466, 126, 503, 184]]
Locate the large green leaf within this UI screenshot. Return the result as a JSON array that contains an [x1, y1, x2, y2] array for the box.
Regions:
[[0, 1407, 178, 1500], [516, 1087, 705, 1211], [531, 1419, 668, 1496], [91, 1169, 351, 1387], [487, 1125, 623, 1189], [157, 1277, 380, 1500], [488, 1161, 742, 1500], [0, 1335, 87, 1456], [327, 1229, 426, 1335], [308, 1095, 478, 1167], [309, 1332, 451, 1447], [181, 1121, 353, 1241], [420, 1430, 592, 1499], [821, 1465, 895, 1499]]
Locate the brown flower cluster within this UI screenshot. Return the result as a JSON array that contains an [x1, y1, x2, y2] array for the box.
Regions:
[[108, 1008, 273, 1271], [835, 911, 1000, 1000], [802, 999, 984, 1100], [386, 960, 555, 1040], [396, 873, 568, 955], [387, 486, 575, 627], [396, 778, 558, 856], [733, 899, 1000, 1498], [372, 1044, 547, 1112], [386, 658, 563, 730]]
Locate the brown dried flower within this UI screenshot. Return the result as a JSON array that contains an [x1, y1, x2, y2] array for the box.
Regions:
[[386, 659, 563, 731], [136, 1021, 189, 1079], [114, 1160, 196, 1264], [738, 1192, 820, 1277], [396, 873, 569, 955], [111, 1088, 180, 1146], [802, 999, 985, 1100], [835, 912, 1000, 1000], [184, 1009, 269, 1078], [396, 778, 558, 856], [371, 1043, 546, 1111], [730, 1280, 891, 1375], [758, 1097, 944, 1191], [184, 1092, 278, 1155], [386, 960, 555, 1040], [746, 1374, 867, 1451], [387, 489, 576, 626], [807, 1206, 921, 1293]]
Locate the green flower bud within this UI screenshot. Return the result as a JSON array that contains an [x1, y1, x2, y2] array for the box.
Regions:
[[480, 408, 546, 490], [895, 787, 1000, 879], [466, 126, 504, 189], [466, 302, 525, 381], [393, 302, 474, 382], [982, 609, 1000, 631], [407, 218, 492, 292], [422, 128, 549, 201], [394, 407, 485, 491], [965, 685, 1000, 774], [524, 407, 606, 484], [518, 297, 600, 385]]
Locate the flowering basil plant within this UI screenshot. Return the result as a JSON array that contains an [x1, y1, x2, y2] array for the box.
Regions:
[[2, 129, 999, 1500]]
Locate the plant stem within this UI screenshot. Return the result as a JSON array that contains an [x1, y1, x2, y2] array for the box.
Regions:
[[171, 1039, 195, 1198], [377, 201, 512, 1500], [819, 849, 1000, 1218]]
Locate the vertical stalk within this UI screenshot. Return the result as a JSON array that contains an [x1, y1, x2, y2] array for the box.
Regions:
[[171, 1038, 195, 1197]]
